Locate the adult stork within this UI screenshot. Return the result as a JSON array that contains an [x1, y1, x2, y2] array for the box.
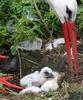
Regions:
[[45, 0, 78, 75]]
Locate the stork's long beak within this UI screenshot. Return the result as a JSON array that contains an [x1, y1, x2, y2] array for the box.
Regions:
[[62, 21, 78, 75], [0, 55, 9, 60]]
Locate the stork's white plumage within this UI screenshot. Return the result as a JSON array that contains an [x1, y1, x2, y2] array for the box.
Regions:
[[19, 86, 41, 95], [45, 0, 78, 75], [40, 79, 59, 92], [20, 67, 54, 88], [40, 71, 61, 92], [19, 71, 62, 95], [45, 0, 78, 23], [45, 38, 65, 51], [20, 71, 40, 87]]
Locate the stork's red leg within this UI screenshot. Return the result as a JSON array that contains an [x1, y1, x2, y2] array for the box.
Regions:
[[62, 22, 73, 74], [0, 76, 13, 81], [67, 22, 78, 75], [1, 88, 8, 94]]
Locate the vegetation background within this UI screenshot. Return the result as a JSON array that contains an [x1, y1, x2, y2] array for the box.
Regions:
[[0, 1, 83, 99], [0, 0, 83, 55]]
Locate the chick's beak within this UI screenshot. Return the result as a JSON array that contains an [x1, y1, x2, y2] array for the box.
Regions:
[[46, 73, 54, 78]]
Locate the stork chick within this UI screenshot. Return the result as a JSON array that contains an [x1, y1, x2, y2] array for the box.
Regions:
[[19, 86, 41, 95], [19, 71, 64, 95], [40, 71, 63, 92], [20, 67, 54, 88]]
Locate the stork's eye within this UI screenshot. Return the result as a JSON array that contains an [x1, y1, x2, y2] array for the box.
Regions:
[[44, 71, 49, 75]]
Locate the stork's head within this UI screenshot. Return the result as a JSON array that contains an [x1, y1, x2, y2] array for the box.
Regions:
[[40, 67, 54, 78]]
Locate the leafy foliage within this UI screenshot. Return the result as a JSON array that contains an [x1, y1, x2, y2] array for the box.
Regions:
[[77, 4, 83, 38], [0, 0, 83, 55]]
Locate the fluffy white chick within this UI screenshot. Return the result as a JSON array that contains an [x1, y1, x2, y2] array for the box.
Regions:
[[20, 67, 54, 88], [20, 71, 39, 87], [19, 86, 41, 95], [40, 71, 62, 92], [19, 71, 63, 95]]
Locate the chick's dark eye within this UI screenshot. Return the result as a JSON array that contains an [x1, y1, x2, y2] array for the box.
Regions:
[[44, 71, 49, 75]]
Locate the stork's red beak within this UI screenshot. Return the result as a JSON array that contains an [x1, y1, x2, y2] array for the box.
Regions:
[[0, 76, 23, 94], [0, 55, 9, 60], [62, 21, 78, 75]]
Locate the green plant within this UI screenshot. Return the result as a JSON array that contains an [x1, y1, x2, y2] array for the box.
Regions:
[[0, 0, 83, 55], [77, 5, 83, 38]]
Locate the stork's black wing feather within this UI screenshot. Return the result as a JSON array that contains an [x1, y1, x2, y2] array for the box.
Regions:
[[76, 0, 82, 5]]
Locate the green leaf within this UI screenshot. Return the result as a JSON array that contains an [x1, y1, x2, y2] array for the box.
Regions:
[[0, 83, 3, 89]]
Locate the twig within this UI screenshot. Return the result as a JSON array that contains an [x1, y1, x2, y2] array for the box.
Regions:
[[78, 53, 83, 56], [22, 57, 41, 66], [33, 0, 52, 38], [17, 49, 22, 80]]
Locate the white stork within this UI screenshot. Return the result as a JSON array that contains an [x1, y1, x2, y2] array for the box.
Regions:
[[45, 0, 78, 75]]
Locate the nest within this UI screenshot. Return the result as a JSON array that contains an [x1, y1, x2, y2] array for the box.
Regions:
[[20, 43, 83, 83]]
